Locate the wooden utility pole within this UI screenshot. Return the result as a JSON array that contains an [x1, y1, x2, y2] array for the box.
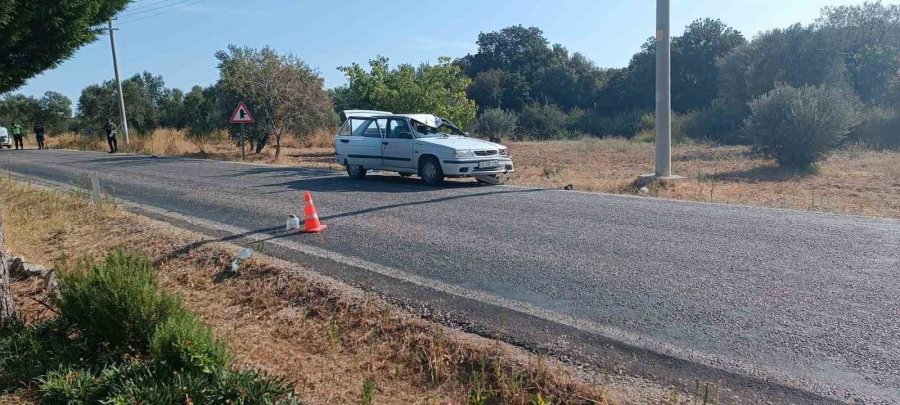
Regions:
[[0, 208, 16, 324]]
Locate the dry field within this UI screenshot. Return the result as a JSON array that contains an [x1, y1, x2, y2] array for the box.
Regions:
[[0, 179, 684, 404], [508, 139, 900, 219], [45, 130, 900, 219]]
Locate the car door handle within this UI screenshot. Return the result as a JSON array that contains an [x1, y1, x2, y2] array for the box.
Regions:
[[339, 139, 350, 143], [382, 141, 389, 145]]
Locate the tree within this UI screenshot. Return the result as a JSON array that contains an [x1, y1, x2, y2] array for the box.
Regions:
[[35, 91, 73, 133], [0, 210, 16, 326], [340, 56, 477, 128], [462, 25, 608, 112], [0, 92, 71, 133], [217, 45, 334, 158], [817, 2, 900, 104], [183, 85, 223, 137], [0, 94, 39, 127], [705, 24, 849, 143], [671, 19, 746, 111], [75, 83, 117, 135], [159, 88, 185, 129], [598, 19, 745, 114], [744, 25, 848, 100], [76, 72, 185, 134], [0, 0, 131, 92], [466, 25, 552, 80]]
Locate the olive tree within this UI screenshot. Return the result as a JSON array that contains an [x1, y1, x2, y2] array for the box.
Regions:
[[216, 45, 334, 158], [743, 85, 860, 169], [340, 56, 477, 128]]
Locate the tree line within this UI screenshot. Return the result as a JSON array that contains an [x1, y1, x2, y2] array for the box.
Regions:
[[2, 2, 898, 167]]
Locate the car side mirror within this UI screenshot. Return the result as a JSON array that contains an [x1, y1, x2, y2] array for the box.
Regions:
[[397, 131, 413, 139], [464, 132, 470, 137]]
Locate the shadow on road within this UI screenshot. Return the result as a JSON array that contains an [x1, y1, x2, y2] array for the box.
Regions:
[[258, 172, 524, 195], [321, 187, 545, 221]]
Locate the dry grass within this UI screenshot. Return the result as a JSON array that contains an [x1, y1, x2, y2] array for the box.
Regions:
[[47, 131, 899, 219], [0, 178, 624, 404], [506, 139, 900, 219]]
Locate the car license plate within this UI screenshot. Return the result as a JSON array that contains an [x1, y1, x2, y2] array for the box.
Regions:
[[478, 160, 500, 169]]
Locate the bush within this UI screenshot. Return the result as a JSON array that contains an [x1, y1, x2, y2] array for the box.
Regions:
[[2, 250, 302, 404], [36, 363, 302, 404], [681, 99, 750, 144], [888, 72, 900, 109], [55, 250, 182, 355], [575, 109, 653, 138], [743, 85, 860, 168], [0, 319, 89, 387], [474, 108, 518, 141], [852, 107, 900, 150], [517, 102, 572, 140], [149, 311, 229, 374]]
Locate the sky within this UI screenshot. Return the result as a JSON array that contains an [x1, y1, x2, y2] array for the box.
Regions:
[[15, 0, 874, 104]]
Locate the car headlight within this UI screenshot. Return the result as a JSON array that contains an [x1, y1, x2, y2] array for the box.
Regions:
[[454, 150, 475, 158], [499, 148, 509, 157]]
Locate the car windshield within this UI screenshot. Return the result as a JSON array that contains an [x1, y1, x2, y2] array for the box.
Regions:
[[412, 120, 464, 138]]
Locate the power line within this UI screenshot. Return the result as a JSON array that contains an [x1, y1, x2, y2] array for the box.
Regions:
[[120, 0, 207, 23], [122, 0, 181, 13], [119, 0, 196, 17]]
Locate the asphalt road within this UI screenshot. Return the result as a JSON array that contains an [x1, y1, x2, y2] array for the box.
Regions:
[[2, 149, 898, 403]]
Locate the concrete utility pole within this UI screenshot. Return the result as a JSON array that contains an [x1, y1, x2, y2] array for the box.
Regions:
[[108, 19, 130, 144], [655, 0, 672, 177], [639, 0, 680, 186]]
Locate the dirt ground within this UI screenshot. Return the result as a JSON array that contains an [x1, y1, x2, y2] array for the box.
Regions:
[[45, 131, 900, 219], [1, 179, 676, 404]]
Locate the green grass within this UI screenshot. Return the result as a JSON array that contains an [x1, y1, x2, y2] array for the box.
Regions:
[[0, 249, 301, 404]]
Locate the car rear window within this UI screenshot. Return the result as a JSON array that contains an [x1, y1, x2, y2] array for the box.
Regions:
[[351, 119, 385, 138]]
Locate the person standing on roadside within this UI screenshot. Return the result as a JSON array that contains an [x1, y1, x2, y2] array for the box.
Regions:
[[34, 123, 45, 150], [105, 119, 118, 153], [10, 124, 24, 150]]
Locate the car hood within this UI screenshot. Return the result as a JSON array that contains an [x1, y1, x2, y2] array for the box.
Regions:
[[415, 136, 504, 151]]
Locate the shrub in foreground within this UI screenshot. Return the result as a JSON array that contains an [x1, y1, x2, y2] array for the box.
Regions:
[[55, 251, 181, 355], [37, 363, 300, 404], [743, 85, 860, 169], [149, 311, 229, 373], [2, 250, 300, 404]]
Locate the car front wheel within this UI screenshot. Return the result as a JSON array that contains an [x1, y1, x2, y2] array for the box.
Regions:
[[347, 164, 367, 180], [419, 157, 444, 186]]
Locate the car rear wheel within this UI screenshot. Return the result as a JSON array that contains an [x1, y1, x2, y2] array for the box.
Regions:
[[419, 157, 444, 186], [347, 164, 367, 180]]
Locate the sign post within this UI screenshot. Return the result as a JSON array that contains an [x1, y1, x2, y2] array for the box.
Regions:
[[229, 101, 255, 161]]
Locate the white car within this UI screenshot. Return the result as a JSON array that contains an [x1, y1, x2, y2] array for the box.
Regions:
[[0, 127, 10, 149], [334, 110, 514, 186]]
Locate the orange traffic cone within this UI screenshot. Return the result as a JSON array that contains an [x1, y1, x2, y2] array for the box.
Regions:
[[301, 191, 327, 233]]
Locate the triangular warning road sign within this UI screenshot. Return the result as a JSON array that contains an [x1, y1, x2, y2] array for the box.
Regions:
[[230, 102, 255, 124]]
